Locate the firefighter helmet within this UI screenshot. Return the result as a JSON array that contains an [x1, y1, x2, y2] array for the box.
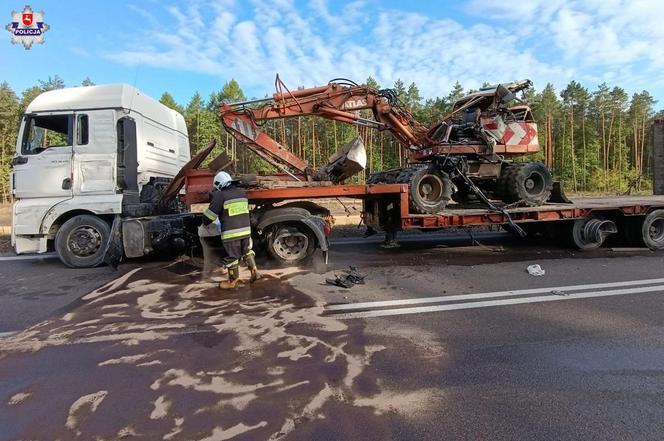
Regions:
[[213, 171, 232, 190]]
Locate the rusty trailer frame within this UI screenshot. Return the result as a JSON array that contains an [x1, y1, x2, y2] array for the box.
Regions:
[[183, 169, 664, 231]]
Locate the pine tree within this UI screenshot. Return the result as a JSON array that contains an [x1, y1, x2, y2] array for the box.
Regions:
[[0, 82, 19, 203], [159, 92, 183, 114]]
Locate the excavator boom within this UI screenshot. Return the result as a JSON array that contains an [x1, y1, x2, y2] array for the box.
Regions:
[[218, 76, 431, 180]]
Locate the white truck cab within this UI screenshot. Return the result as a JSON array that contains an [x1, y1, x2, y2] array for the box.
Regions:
[[11, 84, 190, 267]]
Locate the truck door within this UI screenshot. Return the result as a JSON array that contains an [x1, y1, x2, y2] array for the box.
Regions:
[[12, 113, 74, 199], [72, 110, 117, 195]]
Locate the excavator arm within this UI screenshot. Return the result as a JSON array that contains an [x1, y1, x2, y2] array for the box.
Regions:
[[218, 77, 428, 180]]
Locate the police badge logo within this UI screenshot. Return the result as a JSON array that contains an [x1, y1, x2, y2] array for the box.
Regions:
[[6, 5, 49, 49]]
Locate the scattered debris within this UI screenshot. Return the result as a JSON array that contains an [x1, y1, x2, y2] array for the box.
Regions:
[[526, 264, 545, 276], [326, 266, 366, 288], [551, 290, 568, 296]]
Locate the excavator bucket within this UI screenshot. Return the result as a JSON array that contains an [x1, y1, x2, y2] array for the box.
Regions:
[[314, 136, 367, 183]]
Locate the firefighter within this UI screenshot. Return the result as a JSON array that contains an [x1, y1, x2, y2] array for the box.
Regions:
[[202, 171, 260, 289]]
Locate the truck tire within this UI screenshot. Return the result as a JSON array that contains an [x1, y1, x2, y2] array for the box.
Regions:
[[55, 215, 111, 268], [267, 223, 315, 263], [642, 210, 664, 250], [501, 162, 553, 206], [403, 166, 453, 214]]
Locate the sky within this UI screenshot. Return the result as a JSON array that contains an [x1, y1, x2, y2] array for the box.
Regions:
[[2, 0, 664, 108]]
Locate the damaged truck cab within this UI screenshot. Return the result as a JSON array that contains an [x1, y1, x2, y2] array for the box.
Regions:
[[11, 84, 190, 266], [11, 84, 329, 268]]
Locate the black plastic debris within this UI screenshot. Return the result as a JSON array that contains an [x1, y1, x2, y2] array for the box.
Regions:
[[326, 266, 366, 289]]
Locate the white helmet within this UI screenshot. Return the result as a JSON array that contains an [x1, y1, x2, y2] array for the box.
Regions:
[[213, 171, 232, 190]]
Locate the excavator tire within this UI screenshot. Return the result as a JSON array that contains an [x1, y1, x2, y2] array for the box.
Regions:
[[501, 162, 553, 206], [399, 165, 453, 214], [495, 163, 514, 200], [366, 172, 385, 184]]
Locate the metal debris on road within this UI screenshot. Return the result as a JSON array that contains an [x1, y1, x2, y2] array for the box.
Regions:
[[526, 264, 545, 276], [326, 266, 366, 288]]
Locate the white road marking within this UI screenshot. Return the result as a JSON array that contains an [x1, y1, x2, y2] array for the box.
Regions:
[[327, 284, 664, 319], [326, 277, 664, 311], [0, 253, 58, 262]]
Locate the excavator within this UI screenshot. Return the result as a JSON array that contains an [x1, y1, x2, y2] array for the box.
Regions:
[[219, 76, 553, 214]]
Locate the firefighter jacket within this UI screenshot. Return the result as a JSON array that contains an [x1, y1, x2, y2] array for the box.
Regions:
[[202, 186, 251, 241]]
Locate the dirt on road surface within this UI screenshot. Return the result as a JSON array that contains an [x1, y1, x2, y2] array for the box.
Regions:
[[0, 259, 441, 440]]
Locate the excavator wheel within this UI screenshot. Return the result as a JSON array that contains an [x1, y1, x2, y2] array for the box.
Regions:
[[500, 162, 553, 206], [366, 172, 385, 185], [400, 165, 453, 214]]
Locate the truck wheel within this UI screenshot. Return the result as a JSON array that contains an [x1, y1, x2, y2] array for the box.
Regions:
[[501, 162, 553, 206], [405, 166, 453, 214], [55, 215, 110, 268], [642, 210, 664, 250], [571, 217, 617, 250], [267, 223, 315, 263]]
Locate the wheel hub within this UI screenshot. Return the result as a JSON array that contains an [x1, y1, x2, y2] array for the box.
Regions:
[[524, 172, 544, 195], [273, 229, 308, 261], [418, 175, 443, 202], [649, 219, 664, 241], [68, 226, 102, 257]]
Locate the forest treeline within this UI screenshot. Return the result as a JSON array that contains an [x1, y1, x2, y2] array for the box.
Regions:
[[0, 74, 661, 203]]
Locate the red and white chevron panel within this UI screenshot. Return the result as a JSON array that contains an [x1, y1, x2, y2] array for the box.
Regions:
[[481, 116, 539, 147]]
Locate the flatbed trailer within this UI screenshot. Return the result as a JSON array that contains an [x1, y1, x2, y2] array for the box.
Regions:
[[183, 170, 664, 255]]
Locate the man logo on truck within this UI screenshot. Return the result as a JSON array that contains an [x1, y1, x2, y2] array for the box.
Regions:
[[6, 5, 49, 49]]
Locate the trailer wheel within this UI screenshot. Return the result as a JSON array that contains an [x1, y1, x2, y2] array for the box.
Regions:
[[267, 223, 315, 263], [55, 215, 110, 268], [642, 210, 664, 250], [571, 217, 617, 250], [406, 166, 453, 214], [501, 162, 553, 206]]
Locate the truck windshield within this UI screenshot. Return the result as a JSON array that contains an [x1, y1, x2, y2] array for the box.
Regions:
[[21, 114, 73, 155]]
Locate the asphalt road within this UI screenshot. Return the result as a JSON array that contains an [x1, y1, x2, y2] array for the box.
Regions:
[[1, 233, 664, 440]]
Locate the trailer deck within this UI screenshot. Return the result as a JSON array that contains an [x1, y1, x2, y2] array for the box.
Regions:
[[183, 169, 664, 251], [400, 195, 664, 228]]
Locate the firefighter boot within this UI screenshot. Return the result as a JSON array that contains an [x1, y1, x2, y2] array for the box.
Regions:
[[219, 265, 242, 289], [244, 251, 261, 283]]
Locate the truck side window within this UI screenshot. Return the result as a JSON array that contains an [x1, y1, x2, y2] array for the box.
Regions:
[[21, 114, 73, 155], [76, 114, 89, 145]]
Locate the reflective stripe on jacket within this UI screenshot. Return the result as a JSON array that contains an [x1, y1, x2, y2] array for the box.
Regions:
[[206, 186, 251, 241]]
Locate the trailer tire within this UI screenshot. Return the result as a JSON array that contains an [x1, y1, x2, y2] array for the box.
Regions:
[[55, 215, 110, 268], [501, 162, 553, 206], [642, 210, 664, 250], [571, 217, 617, 250], [267, 223, 316, 263], [405, 166, 453, 214]]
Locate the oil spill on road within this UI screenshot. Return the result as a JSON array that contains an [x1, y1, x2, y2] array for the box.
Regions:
[[0, 260, 441, 440]]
